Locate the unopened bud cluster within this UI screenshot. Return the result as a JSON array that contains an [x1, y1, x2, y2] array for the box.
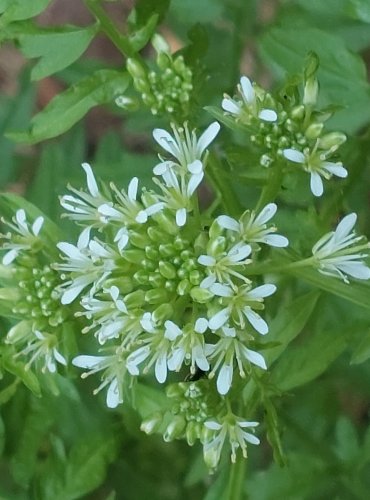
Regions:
[[127, 35, 192, 117], [222, 58, 347, 196]]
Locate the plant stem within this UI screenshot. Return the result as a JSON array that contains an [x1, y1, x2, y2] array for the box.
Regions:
[[225, 456, 246, 500], [206, 153, 243, 217], [85, 0, 135, 58], [255, 160, 284, 212]]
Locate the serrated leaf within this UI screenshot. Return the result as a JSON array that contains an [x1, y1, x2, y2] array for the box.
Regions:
[[7, 70, 130, 144], [271, 326, 347, 391], [264, 291, 320, 365], [0, 0, 52, 23], [18, 24, 98, 81], [258, 27, 370, 133]]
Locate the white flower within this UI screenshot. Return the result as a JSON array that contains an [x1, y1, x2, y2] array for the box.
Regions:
[[18, 330, 67, 374], [283, 147, 347, 197], [311, 213, 370, 283], [206, 326, 266, 395], [208, 283, 276, 334], [167, 320, 210, 375], [55, 238, 118, 304], [198, 242, 252, 287], [222, 76, 277, 123], [217, 203, 289, 248], [203, 416, 259, 469], [1, 209, 44, 265], [153, 121, 220, 177], [126, 320, 183, 383], [72, 353, 125, 408]]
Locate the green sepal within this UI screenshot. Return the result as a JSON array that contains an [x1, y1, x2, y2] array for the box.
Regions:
[[1, 346, 41, 397]]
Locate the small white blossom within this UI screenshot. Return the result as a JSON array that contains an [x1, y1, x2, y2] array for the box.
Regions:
[[72, 353, 125, 408], [222, 76, 277, 123], [217, 203, 288, 248], [1, 209, 44, 265], [18, 330, 67, 374], [203, 416, 259, 469], [206, 326, 266, 395], [312, 213, 370, 283], [283, 146, 347, 197]]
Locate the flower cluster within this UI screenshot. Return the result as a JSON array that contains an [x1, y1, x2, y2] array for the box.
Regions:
[[0, 210, 68, 374], [53, 120, 290, 465], [127, 35, 193, 118], [222, 68, 347, 197]]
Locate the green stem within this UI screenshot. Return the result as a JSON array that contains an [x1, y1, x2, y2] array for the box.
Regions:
[[206, 153, 243, 217], [225, 456, 246, 500], [85, 0, 135, 57], [255, 160, 284, 212]]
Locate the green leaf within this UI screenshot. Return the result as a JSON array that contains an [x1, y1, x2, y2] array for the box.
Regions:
[[61, 435, 117, 499], [264, 290, 320, 365], [133, 383, 171, 418], [7, 70, 130, 144], [258, 27, 370, 133], [334, 417, 359, 461], [346, 0, 370, 22], [271, 326, 347, 391], [0, 0, 52, 23], [350, 328, 370, 364], [128, 13, 158, 52], [287, 266, 370, 311], [2, 349, 41, 397], [18, 24, 98, 81]]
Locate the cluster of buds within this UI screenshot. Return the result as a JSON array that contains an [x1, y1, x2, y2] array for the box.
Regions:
[[222, 55, 347, 196], [0, 210, 68, 374], [127, 34, 193, 118]]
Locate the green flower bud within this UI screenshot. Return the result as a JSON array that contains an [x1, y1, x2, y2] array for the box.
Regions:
[[303, 77, 319, 106], [123, 249, 146, 264], [153, 303, 173, 323], [152, 33, 171, 54], [189, 270, 201, 285], [148, 272, 164, 288], [133, 270, 149, 284], [305, 122, 324, 140], [158, 244, 175, 257], [6, 319, 32, 344], [177, 279, 191, 296], [147, 226, 166, 243], [145, 246, 159, 260], [163, 415, 186, 441], [190, 287, 213, 303], [130, 231, 149, 249], [318, 131, 346, 150], [145, 288, 169, 304], [141, 412, 163, 434], [125, 290, 145, 308], [208, 236, 226, 256], [290, 105, 305, 120], [186, 420, 202, 446], [127, 58, 147, 80], [158, 260, 177, 280]]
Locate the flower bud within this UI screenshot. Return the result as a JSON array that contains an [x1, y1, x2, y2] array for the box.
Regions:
[[6, 319, 31, 344], [129, 231, 148, 249], [303, 77, 319, 106], [126, 58, 147, 80], [177, 279, 191, 296], [153, 303, 173, 323], [125, 290, 145, 308], [158, 260, 177, 280], [186, 420, 202, 446], [163, 415, 186, 441], [318, 131, 346, 150], [145, 288, 169, 304], [141, 412, 163, 434], [290, 105, 305, 120], [305, 122, 324, 140], [122, 249, 146, 264], [190, 287, 213, 303], [152, 33, 170, 54]]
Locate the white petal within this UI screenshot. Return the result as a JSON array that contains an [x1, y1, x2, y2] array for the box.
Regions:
[[200, 274, 216, 289], [228, 244, 251, 262], [153, 129, 179, 157], [128, 177, 139, 201], [217, 363, 233, 395], [53, 349, 67, 366], [242, 432, 260, 445], [72, 355, 106, 369], [210, 283, 233, 297], [82, 163, 99, 197], [135, 210, 148, 224], [164, 320, 182, 340], [244, 348, 267, 370], [32, 216, 44, 236], [195, 317, 208, 334], [248, 284, 276, 299], [98, 203, 121, 217], [337, 261, 370, 280], [283, 149, 305, 163], [238, 421, 259, 428], [89, 240, 111, 258], [188, 159, 203, 174], [335, 213, 357, 240], [194, 347, 210, 371], [222, 98, 240, 114], [244, 308, 269, 335], [155, 354, 168, 383], [217, 215, 239, 231], [187, 172, 203, 196], [209, 308, 230, 330], [196, 122, 220, 154], [310, 171, 324, 197], [254, 203, 277, 225], [262, 234, 289, 247], [258, 109, 277, 122], [61, 284, 86, 305], [77, 227, 91, 249], [198, 255, 216, 266], [145, 202, 165, 216], [16, 209, 26, 226], [323, 162, 348, 178], [240, 76, 254, 103], [176, 208, 187, 227], [2, 249, 18, 265], [57, 242, 83, 259], [106, 378, 121, 408], [153, 161, 170, 176], [204, 420, 222, 430], [167, 348, 185, 371]]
